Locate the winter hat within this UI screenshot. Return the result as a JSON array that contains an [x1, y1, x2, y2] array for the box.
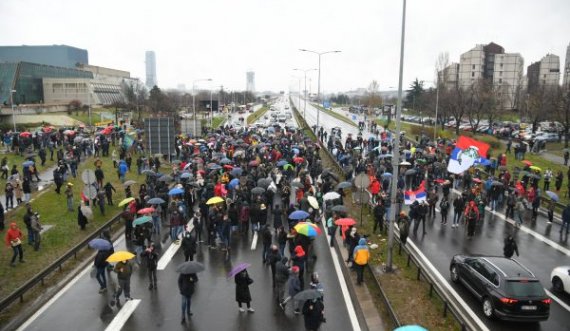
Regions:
[[358, 238, 367, 246], [294, 245, 305, 257], [291, 266, 300, 273]]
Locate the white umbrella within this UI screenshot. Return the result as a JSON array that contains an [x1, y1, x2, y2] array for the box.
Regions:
[[323, 192, 341, 201], [81, 205, 94, 220]]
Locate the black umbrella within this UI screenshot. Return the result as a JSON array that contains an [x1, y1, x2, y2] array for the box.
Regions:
[[331, 205, 348, 213], [294, 289, 323, 301], [491, 181, 503, 187], [291, 181, 304, 188], [158, 175, 173, 182], [176, 261, 205, 274], [251, 187, 265, 195], [335, 182, 352, 190], [405, 169, 417, 176]]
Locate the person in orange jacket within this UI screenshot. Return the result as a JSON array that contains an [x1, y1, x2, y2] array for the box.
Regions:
[[353, 238, 370, 285], [5, 222, 24, 267]]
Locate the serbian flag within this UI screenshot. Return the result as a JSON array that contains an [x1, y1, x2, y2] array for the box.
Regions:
[[404, 181, 427, 205], [447, 136, 491, 174]]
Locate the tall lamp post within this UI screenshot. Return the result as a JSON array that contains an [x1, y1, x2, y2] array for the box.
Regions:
[[299, 49, 341, 129], [209, 85, 223, 127], [192, 78, 212, 137], [293, 68, 317, 119], [10, 90, 17, 131], [386, 0, 407, 272]]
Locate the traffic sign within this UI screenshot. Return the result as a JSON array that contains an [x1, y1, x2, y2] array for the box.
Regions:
[[81, 169, 96, 185], [353, 191, 370, 204], [354, 174, 370, 189]]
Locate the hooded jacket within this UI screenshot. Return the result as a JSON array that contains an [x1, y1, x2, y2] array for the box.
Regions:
[[5, 223, 22, 247], [353, 238, 370, 266]]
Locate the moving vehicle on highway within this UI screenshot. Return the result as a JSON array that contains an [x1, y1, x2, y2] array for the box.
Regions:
[[551, 266, 570, 294], [450, 255, 551, 322]]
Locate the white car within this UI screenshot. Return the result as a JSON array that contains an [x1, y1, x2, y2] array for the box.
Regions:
[[551, 266, 570, 294]]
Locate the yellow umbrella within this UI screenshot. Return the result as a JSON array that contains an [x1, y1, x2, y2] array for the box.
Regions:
[[206, 196, 225, 205], [106, 251, 135, 263], [529, 166, 542, 172], [307, 196, 319, 209], [118, 197, 135, 207]]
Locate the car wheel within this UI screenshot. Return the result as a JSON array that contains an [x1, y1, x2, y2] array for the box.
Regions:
[[482, 297, 495, 319], [552, 277, 564, 293], [450, 265, 460, 283]]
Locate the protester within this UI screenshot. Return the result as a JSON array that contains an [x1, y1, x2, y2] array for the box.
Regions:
[[113, 260, 133, 305], [235, 269, 255, 313], [5, 222, 24, 267], [353, 238, 370, 285], [503, 235, 519, 258], [178, 273, 198, 323]]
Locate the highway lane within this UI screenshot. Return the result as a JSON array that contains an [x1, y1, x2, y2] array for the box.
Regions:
[[16, 101, 351, 331], [297, 98, 570, 330]]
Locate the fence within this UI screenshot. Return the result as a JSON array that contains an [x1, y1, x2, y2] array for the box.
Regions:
[[291, 100, 485, 331], [0, 213, 123, 313]]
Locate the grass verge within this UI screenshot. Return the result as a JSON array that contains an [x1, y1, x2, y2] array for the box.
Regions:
[[247, 106, 268, 125]]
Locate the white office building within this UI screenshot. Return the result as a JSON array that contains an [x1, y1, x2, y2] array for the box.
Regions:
[[563, 44, 570, 90], [145, 51, 157, 88], [527, 54, 560, 93]]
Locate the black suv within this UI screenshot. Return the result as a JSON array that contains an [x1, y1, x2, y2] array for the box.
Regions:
[[450, 255, 550, 322]]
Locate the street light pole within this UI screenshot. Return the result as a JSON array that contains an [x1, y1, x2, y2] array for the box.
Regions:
[[299, 49, 341, 129], [10, 90, 16, 131], [293, 68, 317, 119], [387, 0, 407, 272], [192, 78, 212, 137], [434, 78, 440, 141]]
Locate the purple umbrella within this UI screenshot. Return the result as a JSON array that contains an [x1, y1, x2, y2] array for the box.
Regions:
[[228, 262, 251, 278]]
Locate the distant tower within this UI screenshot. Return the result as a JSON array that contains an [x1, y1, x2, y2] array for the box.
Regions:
[[246, 71, 255, 92], [145, 51, 157, 88]]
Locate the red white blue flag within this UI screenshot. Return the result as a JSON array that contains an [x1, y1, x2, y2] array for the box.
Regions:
[[404, 181, 426, 205], [447, 136, 490, 174]]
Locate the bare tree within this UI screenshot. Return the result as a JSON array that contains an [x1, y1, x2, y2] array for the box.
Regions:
[[551, 87, 570, 147], [440, 85, 470, 136], [526, 86, 557, 133], [363, 80, 383, 115]]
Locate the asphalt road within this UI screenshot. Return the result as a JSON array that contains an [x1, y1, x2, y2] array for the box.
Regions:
[[15, 101, 353, 331], [296, 97, 570, 330]]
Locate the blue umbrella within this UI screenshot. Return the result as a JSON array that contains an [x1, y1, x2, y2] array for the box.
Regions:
[[88, 238, 112, 251], [289, 210, 310, 220], [382, 172, 393, 177], [168, 187, 184, 196], [546, 190, 559, 202], [209, 164, 223, 170], [292, 148, 300, 155], [230, 167, 243, 177], [220, 158, 232, 165], [379, 154, 393, 159], [229, 178, 240, 187], [276, 160, 288, 167], [394, 325, 428, 331], [180, 172, 193, 179], [147, 197, 166, 204], [22, 160, 34, 167]]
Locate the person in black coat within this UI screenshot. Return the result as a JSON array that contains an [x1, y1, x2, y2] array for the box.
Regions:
[[178, 273, 198, 323], [142, 243, 159, 289], [272, 204, 283, 229], [77, 204, 88, 230], [266, 245, 282, 287], [181, 231, 197, 262], [503, 235, 519, 258], [235, 269, 254, 312], [302, 298, 325, 331]]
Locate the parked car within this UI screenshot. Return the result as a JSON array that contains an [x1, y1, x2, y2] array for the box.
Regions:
[[450, 255, 550, 322], [535, 132, 559, 142], [551, 266, 570, 294]]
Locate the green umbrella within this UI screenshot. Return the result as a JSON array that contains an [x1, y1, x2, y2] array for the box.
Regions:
[[283, 164, 294, 170], [132, 216, 152, 227]]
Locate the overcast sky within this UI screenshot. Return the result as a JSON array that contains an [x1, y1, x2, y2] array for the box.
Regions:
[[1, 0, 569, 93]]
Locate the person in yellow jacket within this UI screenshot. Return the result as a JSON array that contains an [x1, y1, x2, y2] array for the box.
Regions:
[[353, 238, 370, 285]]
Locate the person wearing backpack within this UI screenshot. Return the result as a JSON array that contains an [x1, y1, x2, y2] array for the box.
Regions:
[[353, 238, 370, 285], [440, 197, 450, 225], [464, 201, 479, 239]]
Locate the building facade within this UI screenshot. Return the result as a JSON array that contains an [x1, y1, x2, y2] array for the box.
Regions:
[[0, 45, 88, 68], [527, 54, 560, 93], [145, 51, 157, 88], [439, 63, 459, 89], [456, 42, 523, 109], [562, 44, 570, 90], [246, 71, 255, 92]]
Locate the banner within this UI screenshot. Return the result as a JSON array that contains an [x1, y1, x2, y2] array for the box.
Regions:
[[447, 136, 490, 174]]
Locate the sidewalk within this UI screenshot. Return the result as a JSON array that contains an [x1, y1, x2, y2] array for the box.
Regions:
[[540, 151, 565, 165], [330, 228, 385, 331]]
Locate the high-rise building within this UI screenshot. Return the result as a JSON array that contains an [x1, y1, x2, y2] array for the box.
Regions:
[[0, 45, 88, 68], [457, 42, 523, 109], [439, 63, 459, 90], [145, 51, 157, 88], [527, 54, 560, 93], [563, 44, 570, 90], [246, 71, 255, 92]]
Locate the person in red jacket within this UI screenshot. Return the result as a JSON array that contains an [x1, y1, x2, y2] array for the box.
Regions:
[[5, 222, 24, 266], [464, 201, 479, 239]]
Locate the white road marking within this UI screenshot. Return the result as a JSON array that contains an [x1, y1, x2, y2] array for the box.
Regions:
[[157, 220, 193, 270], [328, 229, 361, 331], [104, 299, 141, 331], [16, 235, 126, 331], [545, 289, 570, 313], [250, 231, 258, 250], [490, 209, 570, 256]]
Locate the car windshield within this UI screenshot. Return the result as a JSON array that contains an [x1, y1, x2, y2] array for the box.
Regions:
[[505, 280, 545, 297]]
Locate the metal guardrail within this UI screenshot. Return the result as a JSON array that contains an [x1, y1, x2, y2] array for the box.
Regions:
[[292, 101, 485, 331], [0, 213, 123, 313]]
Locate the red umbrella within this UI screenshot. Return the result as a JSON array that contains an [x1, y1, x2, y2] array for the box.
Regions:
[[19, 132, 32, 138], [434, 179, 445, 184], [249, 160, 259, 167], [101, 127, 113, 135], [223, 164, 234, 170], [334, 218, 356, 226], [137, 207, 155, 214], [42, 126, 54, 133], [472, 178, 482, 184], [197, 170, 206, 176], [522, 160, 532, 166], [63, 129, 76, 136], [293, 157, 304, 164]]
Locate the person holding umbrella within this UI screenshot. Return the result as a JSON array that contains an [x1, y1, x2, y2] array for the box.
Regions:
[[235, 268, 255, 313], [302, 297, 325, 331], [178, 272, 198, 323], [91, 238, 114, 293]]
